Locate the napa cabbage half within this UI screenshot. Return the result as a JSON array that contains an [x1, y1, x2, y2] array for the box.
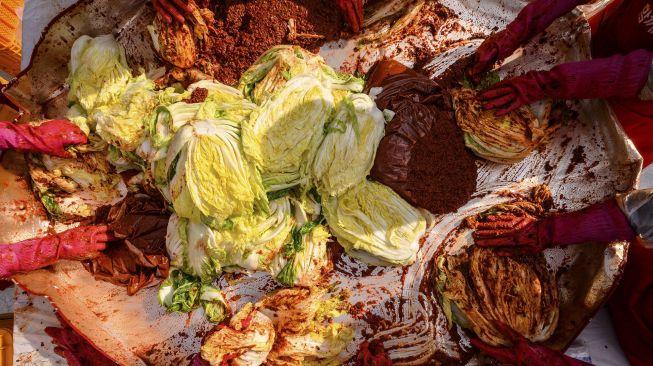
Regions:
[[312, 93, 386, 196], [243, 75, 334, 192], [323, 180, 426, 266]]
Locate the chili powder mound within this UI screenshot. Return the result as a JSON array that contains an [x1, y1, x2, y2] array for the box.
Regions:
[[186, 87, 209, 103], [368, 60, 477, 215], [203, 0, 349, 85]]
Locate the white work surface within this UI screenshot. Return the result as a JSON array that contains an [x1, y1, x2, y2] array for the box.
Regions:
[[7, 0, 650, 364]]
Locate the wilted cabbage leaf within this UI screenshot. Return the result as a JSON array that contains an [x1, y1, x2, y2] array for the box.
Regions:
[[258, 287, 353, 365], [243, 75, 334, 191], [92, 75, 160, 151], [437, 246, 559, 346], [27, 152, 127, 222], [66, 103, 91, 136], [148, 16, 198, 69], [148, 0, 208, 69], [214, 196, 294, 273], [238, 45, 364, 105], [67, 35, 132, 112], [165, 119, 268, 223], [271, 223, 331, 287], [239, 45, 320, 104], [312, 93, 386, 196], [323, 180, 426, 266], [451, 88, 558, 164], [263, 194, 331, 287], [201, 303, 276, 366], [165, 215, 224, 281], [200, 284, 230, 323]]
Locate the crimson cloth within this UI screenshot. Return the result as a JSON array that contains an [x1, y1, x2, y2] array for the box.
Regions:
[[589, 2, 653, 366], [591, 0, 653, 166], [608, 241, 653, 366]]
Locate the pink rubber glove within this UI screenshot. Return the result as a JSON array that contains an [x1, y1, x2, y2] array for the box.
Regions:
[[469, 0, 590, 81], [0, 120, 87, 158], [0, 225, 113, 278], [471, 323, 591, 366], [479, 50, 653, 116], [473, 199, 635, 256], [152, 0, 191, 23], [45, 316, 118, 366], [336, 0, 364, 33]]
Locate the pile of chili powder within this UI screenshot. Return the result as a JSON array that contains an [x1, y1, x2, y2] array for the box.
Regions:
[[368, 60, 478, 215], [200, 0, 350, 85]]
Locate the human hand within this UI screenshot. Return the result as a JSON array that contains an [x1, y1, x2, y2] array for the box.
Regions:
[[0, 120, 87, 158], [472, 213, 545, 256], [473, 199, 636, 256], [479, 50, 653, 116], [468, 0, 595, 84], [0, 225, 114, 278], [336, 0, 364, 33], [152, 0, 191, 23]]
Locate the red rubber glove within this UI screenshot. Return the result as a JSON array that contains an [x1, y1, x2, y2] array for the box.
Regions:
[[479, 49, 653, 116], [473, 199, 636, 256], [356, 340, 393, 366], [152, 0, 191, 24], [0, 120, 87, 158], [469, 0, 590, 81], [336, 0, 364, 33], [190, 353, 210, 366], [0, 225, 113, 278], [471, 322, 591, 366], [45, 316, 118, 366]]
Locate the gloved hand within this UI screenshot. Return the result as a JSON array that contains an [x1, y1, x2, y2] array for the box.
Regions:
[[0, 120, 87, 158], [0, 225, 113, 278], [336, 0, 364, 33], [468, 0, 590, 82], [356, 340, 393, 366], [190, 353, 210, 366], [471, 322, 591, 366], [473, 199, 636, 256], [152, 0, 191, 24], [479, 49, 653, 116], [45, 316, 118, 366]]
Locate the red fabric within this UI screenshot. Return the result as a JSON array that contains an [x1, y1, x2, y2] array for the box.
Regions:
[[592, 0, 653, 57], [471, 323, 591, 366], [589, 5, 653, 363], [608, 100, 653, 166], [588, 0, 653, 166], [45, 316, 118, 366], [608, 241, 653, 366]]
